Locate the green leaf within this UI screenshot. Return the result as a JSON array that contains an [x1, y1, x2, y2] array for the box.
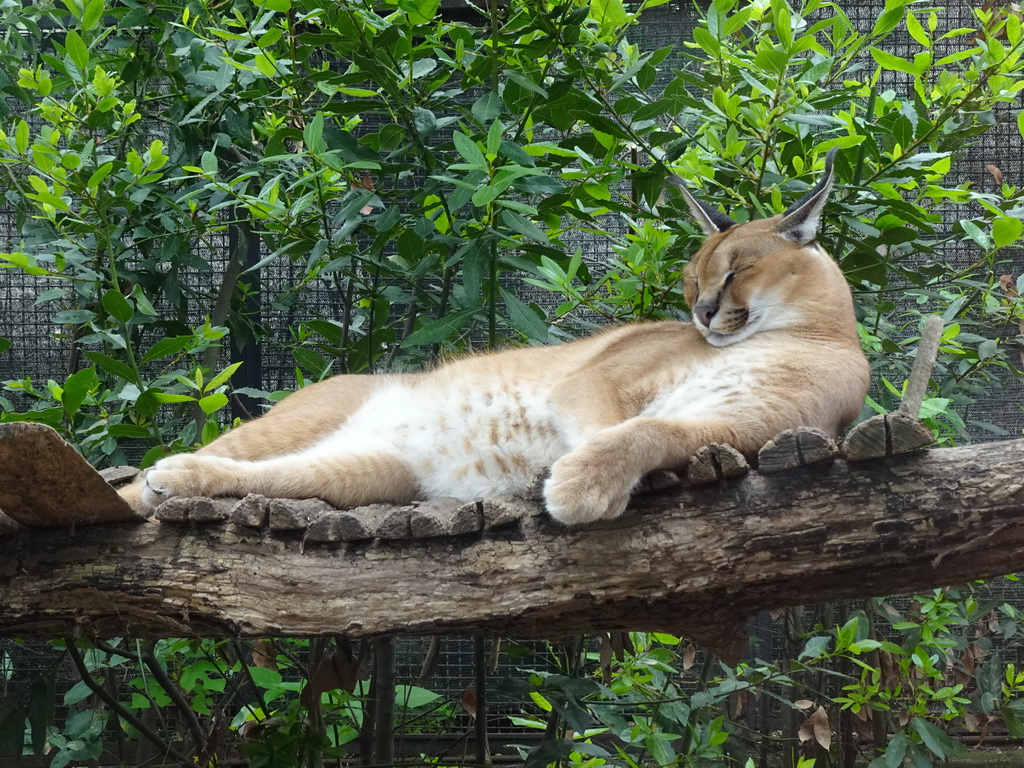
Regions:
[[799, 634, 831, 660], [15, 119, 30, 154], [872, 0, 906, 38], [472, 92, 502, 124], [411, 107, 437, 138], [1018, 110, 1024, 140], [205, 362, 243, 392], [500, 288, 548, 341], [905, 12, 930, 47], [64, 29, 89, 73], [1003, 705, 1024, 738], [149, 392, 198, 404], [910, 717, 961, 759], [589, 0, 627, 29], [0, 337, 10, 354], [395, 685, 442, 708], [993, 216, 1023, 249], [303, 112, 325, 154], [63, 680, 93, 707], [870, 47, 920, 74], [453, 130, 486, 168], [87, 161, 113, 192], [486, 120, 503, 155], [27, 677, 55, 755], [292, 347, 331, 377], [82, 0, 104, 31], [101, 289, 134, 325], [961, 220, 993, 250], [62, 366, 98, 415], [141, 335, 193, 363], [691, 26, 720, 56], [198, 392, 228, 415], [400, 309, 476, 347], [500, 210, 549, 244], [83, 351, 137, 384], [882, 730, 909, 768], [53, 309, 97, 324], [248, 666, 284, 690]]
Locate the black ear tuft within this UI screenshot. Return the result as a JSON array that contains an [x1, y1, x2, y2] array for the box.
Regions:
[[667, 176, 737, 236], [777, 148, 838, 243]]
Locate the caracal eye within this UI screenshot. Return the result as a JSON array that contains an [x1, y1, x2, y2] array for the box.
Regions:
[[723, 271, 735, 288]]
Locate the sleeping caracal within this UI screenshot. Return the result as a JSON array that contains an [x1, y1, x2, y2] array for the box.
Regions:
[[124, 150, 869, 525]]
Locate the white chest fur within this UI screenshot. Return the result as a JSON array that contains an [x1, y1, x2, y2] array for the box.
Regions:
[[641, 347, 776, 422]]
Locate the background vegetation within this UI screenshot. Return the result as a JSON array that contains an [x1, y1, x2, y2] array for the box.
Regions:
[[1, 0, 1024, 765]]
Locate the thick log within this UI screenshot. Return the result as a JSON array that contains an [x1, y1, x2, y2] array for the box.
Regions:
[[1, 439, 1023, 662]]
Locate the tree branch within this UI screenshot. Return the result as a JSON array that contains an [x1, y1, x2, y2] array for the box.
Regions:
[[2, 437, 1024, 662]]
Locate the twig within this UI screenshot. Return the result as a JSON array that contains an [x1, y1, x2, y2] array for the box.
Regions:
[[899, 315, 943, 419], [139, 639, 209, 757], [65, 639, 192, 766]]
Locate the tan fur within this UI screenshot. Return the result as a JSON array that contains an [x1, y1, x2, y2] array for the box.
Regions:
[[124, 161, 870, 525]]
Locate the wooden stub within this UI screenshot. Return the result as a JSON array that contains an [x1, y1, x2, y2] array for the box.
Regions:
[[843, 413, 935, 462], [190, 498, 233, 524], [410, 497, 481, 538], [154, 497, 191, 523], [230, 494, 269, 528], [268, 498, 332, 531], [759, 428, 837, 474], [99, 466, 140, 487], [481, 495, 540, 528], [687, 444, 749, 486], [0, 423, 144, 528], [687, 449, 718, 485], [635, 469, 682, 494], [307, 507, 375, 542], [155, 496, 233, 524]]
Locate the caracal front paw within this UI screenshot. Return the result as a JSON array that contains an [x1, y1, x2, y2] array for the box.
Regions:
[[141, 453, 240, 510], [543, 454, 634, 526]]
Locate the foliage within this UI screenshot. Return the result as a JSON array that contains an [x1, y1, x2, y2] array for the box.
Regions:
[[1, 0, 1024, 765]]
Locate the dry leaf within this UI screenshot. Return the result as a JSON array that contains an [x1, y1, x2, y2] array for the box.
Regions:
[[461, 685, 477, 719], [252, 639, 278, 671], [299, 649, 358, 708], [898, 710, 911, 727], [879, 649, 899, 690], [878, 601, 903, 624], [986, 164, 1004, 184], [354, 174, 376, 215], [487, 637, 503, 672], [683, 643, 696, 671], [239, 716, 286, 740], [964, 711, 982, 732], [599, 635, 613, 685], [997, 275, 1024, 368], [798, 706, 832, 751], [417, 636, 440, 685], [731, 689, 754, 719], [794, 699, 814, 710]]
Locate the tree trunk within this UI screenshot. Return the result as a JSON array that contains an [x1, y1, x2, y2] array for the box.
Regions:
[[2, 437, 1023, 661]]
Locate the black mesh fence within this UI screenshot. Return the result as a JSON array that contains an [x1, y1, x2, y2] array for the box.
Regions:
[[2, 0, 1024, 760]]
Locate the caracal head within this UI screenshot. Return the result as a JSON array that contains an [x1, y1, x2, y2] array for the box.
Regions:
[[671, 149, 840, 347]]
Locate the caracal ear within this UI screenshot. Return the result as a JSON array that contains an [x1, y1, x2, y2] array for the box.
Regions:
[[666, 176, 737, 236], [776, 147, 839, 244]]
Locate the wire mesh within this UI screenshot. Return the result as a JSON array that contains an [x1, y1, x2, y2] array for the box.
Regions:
[[1, 0, 1024, 758]]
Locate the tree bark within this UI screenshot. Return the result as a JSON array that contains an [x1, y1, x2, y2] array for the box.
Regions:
[[1, 438, 1023, 662]]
